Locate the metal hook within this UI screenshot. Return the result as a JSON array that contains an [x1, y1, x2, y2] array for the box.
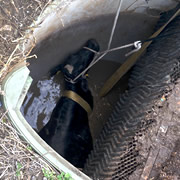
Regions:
[[125, 41, 142, 57]]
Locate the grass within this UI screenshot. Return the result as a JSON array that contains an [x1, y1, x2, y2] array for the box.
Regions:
[[42, 168, 73, 180], [0, 109, 62, 179]]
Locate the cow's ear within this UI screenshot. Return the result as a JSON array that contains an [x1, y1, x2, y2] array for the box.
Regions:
[[64, 64, 74, 74]]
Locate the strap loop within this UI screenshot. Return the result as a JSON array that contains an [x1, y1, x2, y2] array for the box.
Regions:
[[63, 90, 92, 115]]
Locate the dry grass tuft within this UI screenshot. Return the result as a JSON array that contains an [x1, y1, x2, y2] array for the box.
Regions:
[[0, 110, 56, 179], [0, 0, 65, 179], [0, 0, 52, 81]]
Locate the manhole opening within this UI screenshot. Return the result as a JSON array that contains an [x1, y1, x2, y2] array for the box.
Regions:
[[20, 12, 158, 175]]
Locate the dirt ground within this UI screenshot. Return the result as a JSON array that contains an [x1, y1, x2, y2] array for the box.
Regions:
[[129, 81, 180, 180], [0, 0, 66, 179], [157, 139, 180, 179], [156, 82, 180, 180], [0, 0, 50, 80]]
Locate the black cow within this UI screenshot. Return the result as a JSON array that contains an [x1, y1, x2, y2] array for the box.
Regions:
[[39, 39, 100, 168]]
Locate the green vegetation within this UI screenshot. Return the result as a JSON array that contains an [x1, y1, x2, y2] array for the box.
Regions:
[[26, 145, 33, 151], [42, 168, 73, 180], [16, 162, 22, 177]]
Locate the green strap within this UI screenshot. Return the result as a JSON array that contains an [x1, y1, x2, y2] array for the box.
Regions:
[[63, 90, 92, 115]]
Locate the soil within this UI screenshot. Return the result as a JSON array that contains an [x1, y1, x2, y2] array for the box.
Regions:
[[157, 139, 180, 179], [0, 0, 63, 179], [129, 82, 180, 180], [156, 82, 180, 180], [0, 0, 51, 80]]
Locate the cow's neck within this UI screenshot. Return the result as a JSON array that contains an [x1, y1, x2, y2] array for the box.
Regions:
[[64, 78, 93, 109]]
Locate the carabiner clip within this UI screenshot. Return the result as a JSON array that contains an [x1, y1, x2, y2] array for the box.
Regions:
[[125, 41, 142, 57]]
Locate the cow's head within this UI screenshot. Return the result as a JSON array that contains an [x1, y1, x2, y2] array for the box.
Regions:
[[51, 39, 99, 82]]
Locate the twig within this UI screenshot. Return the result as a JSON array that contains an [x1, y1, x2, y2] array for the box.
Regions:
[[6, 44, 19, 65], [0, 166, 10, 179], [0, 110, 8, 122]]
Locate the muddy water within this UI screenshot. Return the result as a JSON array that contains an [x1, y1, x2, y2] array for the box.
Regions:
[[21, 60, 129, 140], [21, 75, 63, 131]]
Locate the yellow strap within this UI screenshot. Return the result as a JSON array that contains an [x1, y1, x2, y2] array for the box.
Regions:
[[99, 8, 180, 97], [63, 90, 92, 115]]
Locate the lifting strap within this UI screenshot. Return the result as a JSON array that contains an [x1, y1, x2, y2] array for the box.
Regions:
[[99, 8, 180, 97], [63, 90, 92, 115]]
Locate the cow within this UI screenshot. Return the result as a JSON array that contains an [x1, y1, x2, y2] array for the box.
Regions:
[[39, 39, 100, 168]]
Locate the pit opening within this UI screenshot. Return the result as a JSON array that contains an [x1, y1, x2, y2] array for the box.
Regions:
[[21, 11, 158, 174]]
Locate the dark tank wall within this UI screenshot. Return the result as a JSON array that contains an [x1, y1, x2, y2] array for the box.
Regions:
[[28, 12, 158, 84]]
